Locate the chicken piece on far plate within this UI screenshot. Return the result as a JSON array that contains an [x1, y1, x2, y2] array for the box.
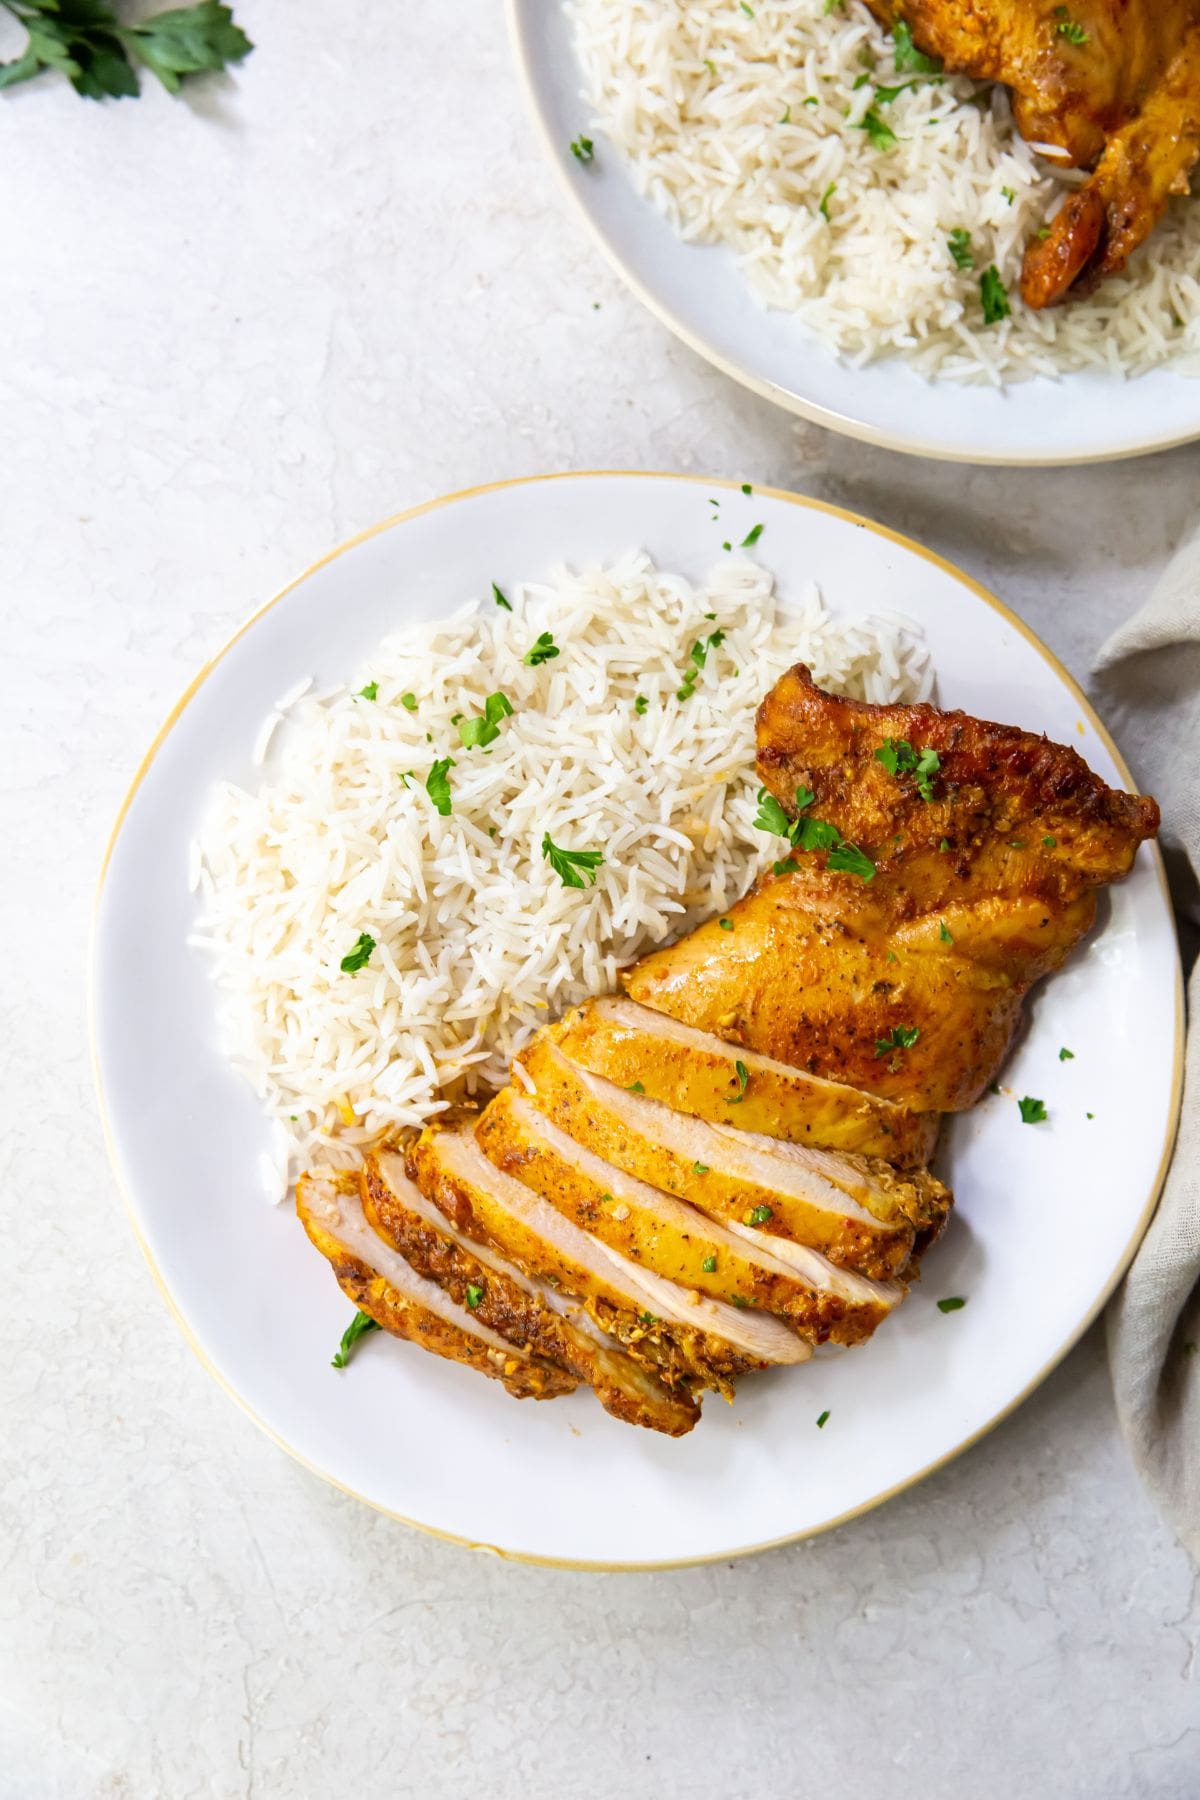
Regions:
[[863, 0, 1200, 305]]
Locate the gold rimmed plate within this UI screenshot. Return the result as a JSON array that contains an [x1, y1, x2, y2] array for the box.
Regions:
[[92, 473, 1182, 1567]]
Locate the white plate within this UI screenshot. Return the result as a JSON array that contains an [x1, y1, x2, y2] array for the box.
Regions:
[[509, 1, 1200, 467], [92, 472, 1182, 1568]]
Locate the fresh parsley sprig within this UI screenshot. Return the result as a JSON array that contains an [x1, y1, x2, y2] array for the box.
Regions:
[[542, 832, 604, 889], [0, 0, 252, 102], [875, 737, 941, 801], [457, 691, 513, 750], [754, 784, 876, 881], [331, 1310, 380, 1368]]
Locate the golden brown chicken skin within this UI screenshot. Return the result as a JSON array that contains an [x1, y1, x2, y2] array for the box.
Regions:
[[864, 0, 1200, 305], [625, 665, 1158, 1114]]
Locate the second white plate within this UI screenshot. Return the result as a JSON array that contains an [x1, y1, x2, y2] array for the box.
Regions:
[[510, 1, 1200, 466], [93, 473, 1182, 1567]]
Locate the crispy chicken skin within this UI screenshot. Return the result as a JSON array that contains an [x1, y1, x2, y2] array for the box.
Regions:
[[626, 665, 1158, 1113], [296, 1170, 575, 1401], [863, 0, 1200, 305], [550, 996, 940, 1168]]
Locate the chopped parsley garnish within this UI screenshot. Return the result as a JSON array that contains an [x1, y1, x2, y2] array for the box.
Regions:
[[1087, 1112, 1094, 1120], [356, 681, 378, 701], [457, 691, 513, 750], [677, 629, 725, 699], [779, 103, 791, 123], [741, 482, 752, 494], [748, 1204, 773, 1225], [754, 784, 875, 880], [937, 1296, 967, 1314], [819, 181, 836, 221], [1055, 14, 1088, 45], [875, 1024, 920, 1058], [892, 20, 941, 74], [731, 1295, 750, 1309], [692, 1162, 710, 1176], [702, 1254, 718, 1273], [718, 917, 734, 931], [853, 72, 870, 91], [856, 109, 898, 152], [741, 523, 764, 547], [492, 582, 512, 611], [980, 265, 1011, 324], [635, 695, 649, 715], [939, 837, 951, 852], [939, 920, 954, 943], [1001, 184, 1015, 204], [773, 858, 799, 877], [740, 1, 754, 14], [947, 228, 974, 270], [465, 1283, 485, 1310], [339, 932, 376, 973], [1059, 1047, 1074, 1061], [874, 80, 917, 103], [331, 1310, 380, 1368], [875, 737, 940, 801], [1018, 1095, 1048, 1124], [0, 0, 253, 104], [400, 692, 418, 711], [1043, 835, 1057, 847], [816, 1409, 830, 1428], [425, 757, 455, 816], [569, 135, 594, 162], [638, 1311, 658, 1326], [726, 1059, 750, 1104], [627, 1081, 645, 1093], [524, 630, 560, 667], [541, 832, 604, 889]]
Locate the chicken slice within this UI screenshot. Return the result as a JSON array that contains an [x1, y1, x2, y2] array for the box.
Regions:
[[409, 1125, 809, 1395], [516, 1037, 948, 1281], [362, 1152, 699, 1437], [628, 665, 1159, 1111], [478, 1085, 901, 1347], [296, 1169, 575, 1401], [549, 996, 938, 1169]]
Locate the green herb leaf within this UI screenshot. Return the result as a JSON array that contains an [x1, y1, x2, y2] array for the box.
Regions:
[[569, 135, 594, 162], [819, 181, 836, 221], [465, 1282, 485, 1310], [718, 917, 734, 931], [937, 1296, 967, 1313], [875, 737, 940, 800], [939, 920, 953, 943], [339, 932, 376, 974], [1043, 835, 1057, 847], [772, 858, 799, 877], [1018, 1095, 1048, 1124], [748, 1203, 773, 1225], [1055, 16, 1088, 45], [1, 0, 253, 102], [425, 757, 455, 816], [980, 265, 1011, 325], [627, 1081, 645, 1093], [457, 690, 514, 750], [702, 1254, 718, 1273], [892, 20, 942, 74], [826, 842, 877, 880], [400, 692, 418, 711], [492, 581, 512, 611], [692, 1162, 710, 1176], [726, 1058, 750, 1105], [542, 832, 604, 889], [753, 788, 793, 837], [856, 108, 898, 151], [947, 228, 974, 270], [356, 681, 379, 701], [635, 695, 649, 715], [875, 1024, 920, 1058], [331, 1309, 380, 1368], [1059, 1046, 1074, 1061], [524, 630, 560, 667], [874, 80, 916, 103], [816, 1409, 830, 1428]]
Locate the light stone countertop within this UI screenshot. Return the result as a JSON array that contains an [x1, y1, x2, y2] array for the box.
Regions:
[[2, 4, 1197, 1795]]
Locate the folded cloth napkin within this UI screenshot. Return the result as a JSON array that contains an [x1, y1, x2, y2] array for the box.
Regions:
[[1093, 539, 1200, 1560]]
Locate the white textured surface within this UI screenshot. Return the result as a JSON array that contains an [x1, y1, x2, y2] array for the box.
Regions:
[[1, 3, 1198, 1795]]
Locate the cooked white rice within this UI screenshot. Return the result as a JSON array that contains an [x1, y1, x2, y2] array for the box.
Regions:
[[191, 552, 931, 1195], [567, 0, 1200, 381]]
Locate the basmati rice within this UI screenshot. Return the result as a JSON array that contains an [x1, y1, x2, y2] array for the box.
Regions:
[[192, 552, 931, 1181], [567, 0, 1200, 381]]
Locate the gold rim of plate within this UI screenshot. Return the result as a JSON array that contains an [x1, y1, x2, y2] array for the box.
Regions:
[[506, 0, 1200, 468], [89, 471, 1186, 1571]]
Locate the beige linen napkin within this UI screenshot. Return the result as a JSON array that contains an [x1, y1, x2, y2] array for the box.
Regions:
[[1093, 539, 1200, 1559]]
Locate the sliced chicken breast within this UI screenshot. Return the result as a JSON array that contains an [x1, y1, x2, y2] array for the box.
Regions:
[[409, 1126, 808, 1393], [296, 1169, 575, 1401], [551, 996, 939, 1168], [516, 1037, 949, 1280], [477, 1086, 900, 1347], [363, 1152, 699, 1437]]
